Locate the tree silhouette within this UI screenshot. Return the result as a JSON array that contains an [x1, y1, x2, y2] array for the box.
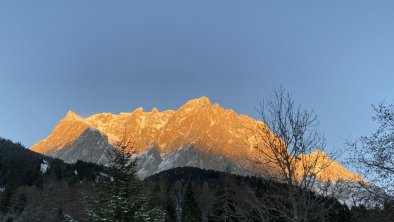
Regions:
[[181, 183, 202, 222], [85, 135, 165, 221]]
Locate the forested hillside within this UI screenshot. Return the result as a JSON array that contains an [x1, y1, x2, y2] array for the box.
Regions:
[[0, 138, 393, 221], [0, 138, 102, 221]]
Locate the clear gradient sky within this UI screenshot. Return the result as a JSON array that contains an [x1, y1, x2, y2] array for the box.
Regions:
[[1, 1, 394, 161]]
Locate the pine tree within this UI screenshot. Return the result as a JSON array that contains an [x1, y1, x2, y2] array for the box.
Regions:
[[85, 135, 165, 222], [181, 183, 202, 222], [209, 178, 242, 222]]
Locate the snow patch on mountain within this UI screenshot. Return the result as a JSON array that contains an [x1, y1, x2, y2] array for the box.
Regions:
[[40, 160, 49, 174], [135, 145, 249, 178]]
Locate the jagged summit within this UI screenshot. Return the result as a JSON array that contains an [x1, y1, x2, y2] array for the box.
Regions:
[[63, 97, 217, 121], [151, 107, 159, 113], [65, 110, 83, 120], [133, 107, 144, 113], [31, 97, 360, 181], [185, 96, 212, 106]]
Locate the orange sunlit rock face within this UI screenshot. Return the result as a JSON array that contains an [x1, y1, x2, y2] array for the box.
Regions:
[[31, 111, 90, 154], [31, 97, 360, 182], [296, 150, 361, 182]]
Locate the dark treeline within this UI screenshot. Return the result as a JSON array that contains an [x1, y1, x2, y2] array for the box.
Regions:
[[145, 167, 351, 221], [145, 167, 394, 222], [0, 138, 103, 221], [0, 138, 393, 221], [0, 138, 102, 187]]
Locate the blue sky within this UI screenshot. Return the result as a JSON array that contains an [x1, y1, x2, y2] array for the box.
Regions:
[[1, 1, 394, 162]]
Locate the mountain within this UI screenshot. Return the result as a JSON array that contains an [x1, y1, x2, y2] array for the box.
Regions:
[[0, 137, 385, 221], [31, 97, 359, 181]]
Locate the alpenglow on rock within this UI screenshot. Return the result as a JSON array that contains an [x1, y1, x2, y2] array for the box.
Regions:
[[31, 97, 360, 181]]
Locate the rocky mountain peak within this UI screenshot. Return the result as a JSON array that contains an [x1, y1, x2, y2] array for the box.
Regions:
[[31, 97, 360, 182], [151, 107, 159, 113], [183, 96, 211, 108], [64, 111, 83, 121], [133, 107, 144, 114]]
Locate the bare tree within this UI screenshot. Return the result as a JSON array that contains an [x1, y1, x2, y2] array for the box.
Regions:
[[244, 87, 340, 222], [348, 102, 394, 202]]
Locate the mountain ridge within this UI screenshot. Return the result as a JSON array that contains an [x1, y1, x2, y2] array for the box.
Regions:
[[31, 97, 360, 181]]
